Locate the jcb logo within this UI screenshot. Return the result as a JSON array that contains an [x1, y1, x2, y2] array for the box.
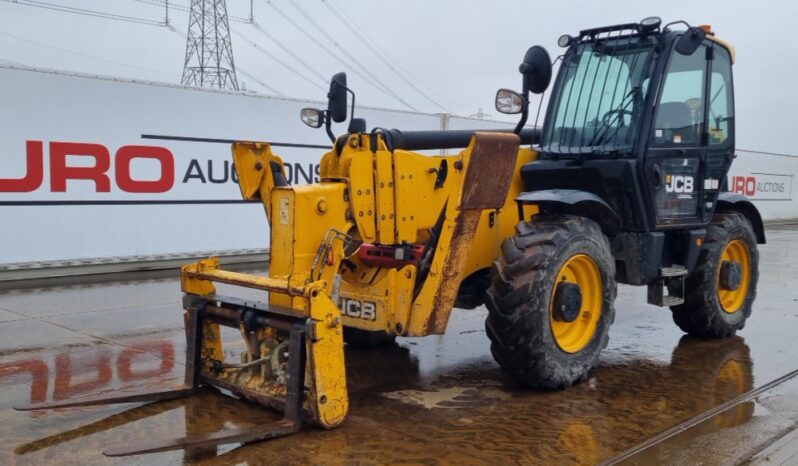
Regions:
[[665, 175, 694, 193], [340, 298, 377, 321]]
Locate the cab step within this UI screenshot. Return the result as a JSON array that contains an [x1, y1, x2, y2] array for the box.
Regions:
[[647, 265, 688, 307], [659, 265, 688, 278]]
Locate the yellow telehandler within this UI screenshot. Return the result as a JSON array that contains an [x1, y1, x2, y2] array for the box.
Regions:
[[17, 17, 764, 456]]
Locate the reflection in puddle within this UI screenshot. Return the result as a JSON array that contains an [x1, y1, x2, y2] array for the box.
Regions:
[[383, 386, 511, 409], [1, 335, 759, 465]]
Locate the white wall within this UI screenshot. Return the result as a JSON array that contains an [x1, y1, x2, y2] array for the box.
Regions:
[[1, 65, 795, 268], [0, 66, 442, 265], [727, 150, 798, 221]]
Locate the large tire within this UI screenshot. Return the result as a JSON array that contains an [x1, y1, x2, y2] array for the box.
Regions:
[[485, 215, 617, 389], [343, 327, 396, 348], [671, 212, 759, 337]]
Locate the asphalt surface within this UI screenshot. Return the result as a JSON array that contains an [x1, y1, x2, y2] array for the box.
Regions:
[[0, 227, 797, 465]]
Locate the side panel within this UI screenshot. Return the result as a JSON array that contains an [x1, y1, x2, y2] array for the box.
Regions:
[[462, 147, 537, 274], [521, 158, 650, 232]]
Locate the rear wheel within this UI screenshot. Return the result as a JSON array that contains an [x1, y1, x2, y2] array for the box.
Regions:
[[671, 212, 759, 337], [485, 215, 616, 389]]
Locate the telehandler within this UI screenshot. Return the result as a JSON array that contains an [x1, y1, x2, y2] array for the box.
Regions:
[[17, 17, 763, 456]]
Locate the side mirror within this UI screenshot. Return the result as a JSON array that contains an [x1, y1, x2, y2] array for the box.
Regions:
[[519, 45, 552, 95], [675, 27, 706, 56], [328, 72, 348, 123], [495, 89, 524, 114], [300, 108, 324, 128]]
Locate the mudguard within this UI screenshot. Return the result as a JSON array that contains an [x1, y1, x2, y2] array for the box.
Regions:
[[516, 189, 619, 233], [717, 192, 766, 244]]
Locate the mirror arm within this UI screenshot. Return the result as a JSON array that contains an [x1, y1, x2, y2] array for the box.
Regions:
[[346, 87, 363, 134], [347, 88, 356, 121], [324, 110, 335, 142], [513, 96, 530, 135], [662, 20, 692, 32]]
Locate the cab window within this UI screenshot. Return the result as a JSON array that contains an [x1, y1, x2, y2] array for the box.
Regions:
[[708, 46, 734, 147], [652, 42, 707, 147]]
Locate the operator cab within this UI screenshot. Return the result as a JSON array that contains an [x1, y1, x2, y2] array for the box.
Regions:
[[505, 18, 737, 233]]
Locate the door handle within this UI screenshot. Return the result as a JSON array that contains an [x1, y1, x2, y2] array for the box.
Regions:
[[651, 164, 662, 189]]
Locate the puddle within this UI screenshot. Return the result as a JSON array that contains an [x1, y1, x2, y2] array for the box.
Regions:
[[382, 386, 511, 409]]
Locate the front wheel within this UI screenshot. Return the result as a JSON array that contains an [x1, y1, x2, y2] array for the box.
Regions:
[[485, 215, 617, 389], [671, 212, 759, 337]]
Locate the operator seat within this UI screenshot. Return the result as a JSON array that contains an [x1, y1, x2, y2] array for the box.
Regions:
[[654, 102, 696, 144]]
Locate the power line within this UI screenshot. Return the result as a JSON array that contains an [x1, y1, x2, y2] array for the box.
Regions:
[[134, 0, 189, 13], [232, 29, 326, 92], [248, 20, 329, 84], [2, 0, 164, 26], [0, 56, 30, 67], [325, 0, 452, 105], [0, 30, 173, 76], [265, 0, 418, 111], [237, 67, 284, 96], [133, 0, 250, 23], [321, 0, 451, 113], [4, 0, 282, 95], [259, 1, 361, 85]]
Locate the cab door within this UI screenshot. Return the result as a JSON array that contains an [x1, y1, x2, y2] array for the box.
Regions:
[[703, 44, 735, 220], [645, 40, 710, 227]]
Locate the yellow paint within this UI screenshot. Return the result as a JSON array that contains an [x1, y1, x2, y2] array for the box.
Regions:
[[347, 154, 377, 242], [718, 239, 751, 313], [374, 150, 396, 244], [180, 257, 218, 296], [307, 287, 348, 428], [549, 254, 603, 353], [231, 142, 286, 219], [179, 133, 537, 430]]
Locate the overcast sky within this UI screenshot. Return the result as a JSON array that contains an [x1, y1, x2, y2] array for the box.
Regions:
[[1, 0, 797, 154]]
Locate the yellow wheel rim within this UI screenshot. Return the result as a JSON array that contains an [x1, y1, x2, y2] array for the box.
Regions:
[[549, 254, 603, 353], [718, 240, 751, 314]]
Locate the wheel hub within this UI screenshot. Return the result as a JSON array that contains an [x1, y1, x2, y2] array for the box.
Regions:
[[719, 260, 742, 291], [552, 282, 582, 323], [549, 253, 603, 354], [718, 239, 752, 314]]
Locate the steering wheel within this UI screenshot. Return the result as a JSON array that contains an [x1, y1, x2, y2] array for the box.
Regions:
[[601, 109, 633, 127]]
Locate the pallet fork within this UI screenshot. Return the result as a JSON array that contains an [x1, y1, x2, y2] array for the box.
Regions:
[[14, 245, 350, 457], [14, 267, 339, 456]]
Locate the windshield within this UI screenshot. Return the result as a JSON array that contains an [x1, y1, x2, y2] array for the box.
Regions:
[[541, 37, 657, 154]]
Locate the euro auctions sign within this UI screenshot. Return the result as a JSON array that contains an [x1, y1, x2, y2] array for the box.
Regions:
[[729, 173, 793, 201], [0, 139, 324, 202], [0, 141, 176, 194]]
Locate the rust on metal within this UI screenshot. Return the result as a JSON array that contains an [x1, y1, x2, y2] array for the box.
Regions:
[[459, 132, 520, 211], [425, 210, 482, 334], [424, 132, 521, 334]]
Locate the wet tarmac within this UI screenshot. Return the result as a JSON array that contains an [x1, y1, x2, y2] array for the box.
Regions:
[[1, 227, 797, 465]]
